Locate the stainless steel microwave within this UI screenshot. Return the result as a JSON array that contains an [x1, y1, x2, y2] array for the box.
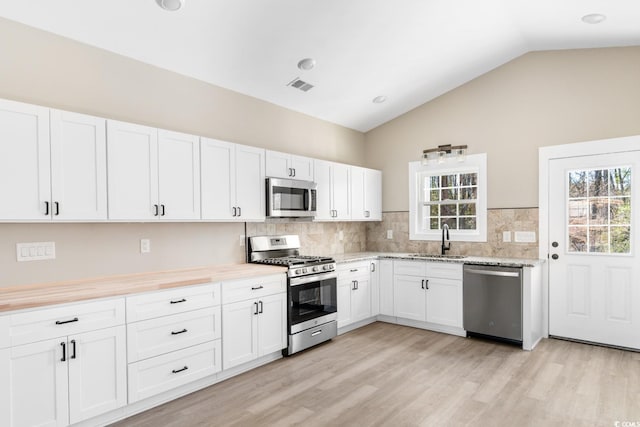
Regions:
[[266, 177, 317, 218]]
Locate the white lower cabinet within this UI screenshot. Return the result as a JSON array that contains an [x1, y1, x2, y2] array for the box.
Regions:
[[221, 275, 287, 370], [125, 283, 222, 403], [337, 262, 372, 328], [393, 260, 463, 329], [378, 259, 394, 316], [0, 325, 127, 427]]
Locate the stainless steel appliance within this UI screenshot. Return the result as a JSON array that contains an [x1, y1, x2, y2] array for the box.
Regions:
[[249, 235, 337, 355], [463, 264, 523, 344], [266, 177, 317, 218]]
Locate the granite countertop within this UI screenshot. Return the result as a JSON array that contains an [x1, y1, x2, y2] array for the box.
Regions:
[[330, 252, 544, 268]]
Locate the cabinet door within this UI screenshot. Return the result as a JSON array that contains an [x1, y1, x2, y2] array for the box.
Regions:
[[313, 160, 333, 220], [365, 168, 382, 221], [394, 275, 426, 321], [332, 163, 351, 220], [157, 130, 200, 220], [1, 338, 69, 427], [68, 326, 127, 424], [0, 99, 51, 221], [350, 166, 366, 221], [50, 110, 107, 221], [234, 144, 265, 221], [336, 276, 353, 328], [426, 278, 463, 328], [370, 261, 380, 316], [290, 155, 314, 181], [351, 276, 372, 323], [265, 150, 291, 179], [200, 138, 235, 220], [222, 300, 258, 370], [257, 293, 287, 356], [107, 120, 158, 220], [379, 260, 394, 316]]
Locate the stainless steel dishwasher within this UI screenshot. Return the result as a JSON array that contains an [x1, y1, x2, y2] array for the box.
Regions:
[[463, 264, 522, 344]]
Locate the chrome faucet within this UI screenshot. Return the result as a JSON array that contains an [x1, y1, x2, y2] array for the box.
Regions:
[[441, 224, 451, 255]]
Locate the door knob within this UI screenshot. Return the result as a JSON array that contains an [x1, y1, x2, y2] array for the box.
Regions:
[[551, 254, 559, 260], [552, 241, 559, 248]]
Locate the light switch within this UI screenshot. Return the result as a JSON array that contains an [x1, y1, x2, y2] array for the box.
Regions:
[[514, 231, 536, 243], [502, 231, 511, 242], [338, 231, 344, 241], [386, 230, 393, 239], [16, 242, 56, 262]]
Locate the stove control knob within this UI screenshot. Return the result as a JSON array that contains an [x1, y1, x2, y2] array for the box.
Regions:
[[295, 269, 301, 275], [302, 268, 308, 274], [312, 266, 319, 272]]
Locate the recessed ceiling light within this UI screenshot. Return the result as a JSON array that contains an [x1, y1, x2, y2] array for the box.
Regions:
[[372, 95, 387, 104], [297, 58, 316, 71], [581, 13, 606, 24], [155, 0, 184, 11]]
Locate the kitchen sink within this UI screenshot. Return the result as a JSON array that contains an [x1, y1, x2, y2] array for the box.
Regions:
[[408, 254, 467, 259]]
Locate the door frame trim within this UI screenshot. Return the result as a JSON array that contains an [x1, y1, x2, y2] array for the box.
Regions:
[[538, 134, 640, 341]]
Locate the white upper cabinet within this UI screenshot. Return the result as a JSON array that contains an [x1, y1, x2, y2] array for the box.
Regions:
[[157, 130, 200, 220], [107, 120, 200, 221], [0, 100, 108, 222], [50, 110, 107, 221], [0, 99, 51, 221], [265, 150, 314, 181], [201, 138, 265, 222], [314, 159, 351, 221], [351, 166, 382, 221]]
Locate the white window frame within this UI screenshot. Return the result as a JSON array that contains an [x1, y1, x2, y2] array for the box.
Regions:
[[409, 153, 487, 242]]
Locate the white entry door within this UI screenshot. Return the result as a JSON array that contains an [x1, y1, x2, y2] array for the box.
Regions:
[[549, 151, 640, 349]]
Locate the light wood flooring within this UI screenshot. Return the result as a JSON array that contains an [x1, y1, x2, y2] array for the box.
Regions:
[[112, 322, 640, 427]]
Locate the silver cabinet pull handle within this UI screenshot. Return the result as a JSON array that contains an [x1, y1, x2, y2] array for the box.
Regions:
[[311, 330, 322, 337]]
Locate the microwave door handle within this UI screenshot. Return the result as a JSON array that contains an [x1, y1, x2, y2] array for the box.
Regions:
[[307, 189, 313, 211]]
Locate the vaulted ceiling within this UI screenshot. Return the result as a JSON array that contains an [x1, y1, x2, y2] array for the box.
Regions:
[[1, 1, 639, 132]]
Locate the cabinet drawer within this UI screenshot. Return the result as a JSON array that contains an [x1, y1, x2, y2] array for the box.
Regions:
[[426, 262, 463, 280], [337, 261, 370, 278], [222, 274, 286, 304], [128, 340, 221, 403], [126, 283, 220, 322], [9, 298, 125, 346], [394, 260, 427, 277], [127, 307, 221, 362]]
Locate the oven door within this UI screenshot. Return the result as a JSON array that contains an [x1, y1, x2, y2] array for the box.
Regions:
[[288, 273, 337, 334]]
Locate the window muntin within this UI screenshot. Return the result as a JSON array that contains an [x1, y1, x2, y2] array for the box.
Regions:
[[420, 172, 478, 231], [567, 166, 631, 254]]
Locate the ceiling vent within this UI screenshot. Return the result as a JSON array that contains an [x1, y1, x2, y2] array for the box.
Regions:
[[287, 78, 314, 92]]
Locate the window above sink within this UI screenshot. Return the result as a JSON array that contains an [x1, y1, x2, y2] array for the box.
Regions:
[[409, 153, 487, 242]]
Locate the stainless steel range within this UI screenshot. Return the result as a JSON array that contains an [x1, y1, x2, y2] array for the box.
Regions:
[[249, 235, 337, 356]]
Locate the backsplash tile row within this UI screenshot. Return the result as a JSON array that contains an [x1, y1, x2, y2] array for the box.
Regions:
[[246, 208, 539, 259], [246, 221, 368, 256], [366, 209, 539, 259]]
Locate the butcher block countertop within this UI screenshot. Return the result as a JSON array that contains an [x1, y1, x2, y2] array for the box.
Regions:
[[0, 264, 287, 313]]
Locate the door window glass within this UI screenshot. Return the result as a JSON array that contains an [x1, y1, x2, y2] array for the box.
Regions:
[[567, 166, 631, 254]]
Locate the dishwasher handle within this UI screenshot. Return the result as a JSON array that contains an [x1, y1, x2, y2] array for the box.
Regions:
[[465, 268, 520, 278]]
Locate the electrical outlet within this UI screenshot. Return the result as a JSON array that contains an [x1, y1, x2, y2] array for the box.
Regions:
[[386, 230, 393, 240], [502, 231, 511, 242], [239, 234, 246, 247], [338, 231, 344, 241], [16, 242, 56, 262], [140, 238, 151, 253]]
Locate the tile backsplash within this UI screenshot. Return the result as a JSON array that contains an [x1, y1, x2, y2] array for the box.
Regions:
[[247, 208, 539, 259], [367, 208, 539, 259], [246, 220, 368, 256]]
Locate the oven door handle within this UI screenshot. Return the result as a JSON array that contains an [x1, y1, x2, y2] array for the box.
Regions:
[[289, 272, 337, 286]]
